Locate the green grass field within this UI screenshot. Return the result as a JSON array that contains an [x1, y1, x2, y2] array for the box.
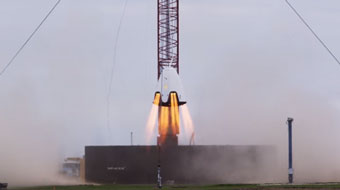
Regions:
[[10, 183, 340, 190]]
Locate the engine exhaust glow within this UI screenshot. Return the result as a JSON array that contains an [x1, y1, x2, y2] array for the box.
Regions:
[[146, 92, 195, 145], [145, 94, 161, 144], [158, 92, 180, 144], [180, 104, 195, 143]]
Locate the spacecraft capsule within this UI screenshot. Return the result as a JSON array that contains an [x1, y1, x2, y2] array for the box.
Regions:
[[154, 67, 186, 106]]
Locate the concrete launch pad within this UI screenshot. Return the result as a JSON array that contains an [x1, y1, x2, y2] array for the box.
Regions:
[[85, 145, 275, 184]]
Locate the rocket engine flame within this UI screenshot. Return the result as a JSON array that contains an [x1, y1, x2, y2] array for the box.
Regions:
[[145, 94, 160, 144], [180, 104, 195, 143], [158, 92, 180, 144], [146, 91, 195, 145]]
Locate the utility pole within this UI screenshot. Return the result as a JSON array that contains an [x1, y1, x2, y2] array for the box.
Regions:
[[287, 117, 294, 183], [130, 132, 133, 146]]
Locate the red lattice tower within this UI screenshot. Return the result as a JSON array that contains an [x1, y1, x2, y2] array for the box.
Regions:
[[157, 0, 179, 79]]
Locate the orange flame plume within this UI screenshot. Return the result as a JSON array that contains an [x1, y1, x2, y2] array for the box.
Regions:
[[145, 93, 161, 144], [158, 92, 180, 144], [180, 104, 195, 144], [146, 92, 194, 145]]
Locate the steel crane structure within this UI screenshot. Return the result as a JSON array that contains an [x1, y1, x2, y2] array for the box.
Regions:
[[157, 0, 179, 79], [155, 0, 182, 146]]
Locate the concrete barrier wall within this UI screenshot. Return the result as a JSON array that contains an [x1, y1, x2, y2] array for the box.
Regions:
[[85, 145, 276, 184]]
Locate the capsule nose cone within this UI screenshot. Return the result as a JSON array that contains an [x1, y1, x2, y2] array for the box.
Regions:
[[155, 67, 186, 106]]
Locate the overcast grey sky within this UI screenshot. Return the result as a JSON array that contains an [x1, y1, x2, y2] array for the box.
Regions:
[[1, 0, 340, 184]]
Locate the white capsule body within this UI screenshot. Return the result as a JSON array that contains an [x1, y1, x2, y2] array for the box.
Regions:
[[155, 67, 186, 106]]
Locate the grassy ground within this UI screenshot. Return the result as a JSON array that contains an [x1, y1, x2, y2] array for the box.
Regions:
[[10, 183, 340, 190]]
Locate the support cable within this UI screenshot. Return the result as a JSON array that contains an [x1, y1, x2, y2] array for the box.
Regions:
[[0, 0, 61, 77], [106, 0, 128, 138], [284, 0, 340, 66]]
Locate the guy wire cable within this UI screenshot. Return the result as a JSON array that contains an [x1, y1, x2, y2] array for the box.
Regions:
[[0, 0, 61, 77], [284, 0, 340, 66], [106, 0, 129, 139]]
